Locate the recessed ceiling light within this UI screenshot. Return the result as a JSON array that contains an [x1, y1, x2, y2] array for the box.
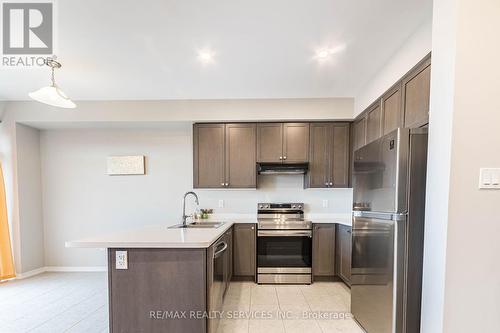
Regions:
[[198, 49, 215, 64], [316, 49, 330, 59], [314, 44, 346, 62]]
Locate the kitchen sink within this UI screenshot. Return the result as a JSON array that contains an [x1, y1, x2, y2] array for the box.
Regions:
[[169, 221, 226, 229]]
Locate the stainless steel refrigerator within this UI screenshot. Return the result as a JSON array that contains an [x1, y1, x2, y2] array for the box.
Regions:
[[351, 128, 428, 333]]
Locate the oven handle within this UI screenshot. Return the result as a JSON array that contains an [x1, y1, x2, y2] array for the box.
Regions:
[[258, 230, 312, 237]]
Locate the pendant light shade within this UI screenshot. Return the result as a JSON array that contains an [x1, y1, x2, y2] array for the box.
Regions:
[[29, 58, 76, 109]]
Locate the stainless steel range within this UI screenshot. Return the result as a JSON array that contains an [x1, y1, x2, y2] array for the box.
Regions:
[[257, 203, 312, 284]]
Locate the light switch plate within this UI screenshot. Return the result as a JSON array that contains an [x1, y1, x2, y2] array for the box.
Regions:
[[322, 199, 329, 208], [479, 168, 500, 189], [116, 251, 128, 269], [218, 200, 224, 208]]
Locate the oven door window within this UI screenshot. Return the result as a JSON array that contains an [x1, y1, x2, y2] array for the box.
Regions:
[[257, 236, 312, 268]]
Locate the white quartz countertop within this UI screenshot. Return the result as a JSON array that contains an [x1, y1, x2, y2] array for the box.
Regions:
[[66, 215, 351, 249], [66, 221, 237, 249]]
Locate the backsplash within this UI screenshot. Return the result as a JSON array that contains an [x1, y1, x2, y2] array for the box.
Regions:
[[195, 174, 353, 215]]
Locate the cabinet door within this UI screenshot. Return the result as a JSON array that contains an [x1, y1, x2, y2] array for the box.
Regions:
[[233, 224, 256, 277], [193, 124, 225, 188], [331, 123, 350, 188], [257, 123, 283, 162], [283, 123, 310, 163], [225, 124, 256, 188], [353, 117, 367, 151], [307, 123, 331, 188], [403, 57, 431, 128], [336, 224, 352, 285], [366, 102, 382, 144], [312, 224, 336, 277], [382, 82, 403, 135]]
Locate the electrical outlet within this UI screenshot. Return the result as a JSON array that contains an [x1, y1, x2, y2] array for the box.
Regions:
[[218, 199, 224, 208], [116, 251, 128, 270], [322, 199, 328, 208]]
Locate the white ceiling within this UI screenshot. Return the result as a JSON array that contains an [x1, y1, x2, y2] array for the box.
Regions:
[[0, 0, 432, 101]]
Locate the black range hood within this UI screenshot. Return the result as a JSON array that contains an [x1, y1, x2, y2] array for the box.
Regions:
[[257, 162, 309, 175]]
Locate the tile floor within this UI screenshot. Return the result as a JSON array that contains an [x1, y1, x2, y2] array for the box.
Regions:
[[0, 272, 108, 333], [218, 281, 364, 333], [0, 272, 364, 333]]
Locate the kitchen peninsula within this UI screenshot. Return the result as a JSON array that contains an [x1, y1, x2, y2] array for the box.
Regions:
[[67, 216, 351, 333]]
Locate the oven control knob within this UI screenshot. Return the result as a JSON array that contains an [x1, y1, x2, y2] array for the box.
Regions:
[[298, 205, 302, 209], [292, 205, 296, 209], [259, 204, 263, 209]]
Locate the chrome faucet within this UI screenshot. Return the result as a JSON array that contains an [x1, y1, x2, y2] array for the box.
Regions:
[[182, 191, 199, 226]]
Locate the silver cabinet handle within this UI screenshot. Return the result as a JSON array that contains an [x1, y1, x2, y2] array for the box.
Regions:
[[225, 183, 229, 186], [251, 226, 254, 230], [220, 183, 225, 186], [329, 182, 333, 186], [283, 156, 287, 160], [325, 182, 329, 186], [279, 156, 283, 160]]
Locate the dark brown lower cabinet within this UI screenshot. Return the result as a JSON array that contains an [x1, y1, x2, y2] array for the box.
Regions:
[[312, 224, 336, 277], [108, 248, 207, 333], [107, 228, 235, 333], [336, 224, 352, 285], [233, 223, 256, 278]]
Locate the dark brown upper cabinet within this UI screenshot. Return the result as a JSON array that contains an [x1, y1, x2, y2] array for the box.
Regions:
[[306, 123, 350, 188], [193, 123, 256, 189], [381, 82, 403, 135], [366, 101, 382, 144], [193, 123, 225, 188], [402, 56, 431, 128], [256, 123, 283, 163], [353, 117, 367, 151], [225, 123, 257, 188], [257, 123, 309, 163], [283, 123, 310, 163], [352, 53, 431, 155]]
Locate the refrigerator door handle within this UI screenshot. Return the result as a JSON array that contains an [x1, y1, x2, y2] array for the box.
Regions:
[[353, 210, 406, 221]]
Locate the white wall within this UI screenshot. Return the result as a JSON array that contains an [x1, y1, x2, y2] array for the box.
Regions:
[[422, 0, 500, 332], [354, 19, 433, 116], [15, 124, 45, 273], [40, 125, 352, 267], [420, 0, 457, 331], [5, 98, 354, 125]]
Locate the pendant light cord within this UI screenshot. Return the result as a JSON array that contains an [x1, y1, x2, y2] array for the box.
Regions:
[[51, 66, 56, 87]]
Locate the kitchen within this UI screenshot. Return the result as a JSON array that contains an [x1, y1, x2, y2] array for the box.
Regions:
[[1, 1, 500, 333], [68, 53, 430, 332]]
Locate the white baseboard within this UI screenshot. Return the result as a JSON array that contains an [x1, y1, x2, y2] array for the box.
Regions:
[[16, 267, 47, 279], [15, 266, 107, 279], [45, 266, 107, 272]]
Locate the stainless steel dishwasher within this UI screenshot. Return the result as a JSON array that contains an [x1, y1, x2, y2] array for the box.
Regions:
[[207, 235, 228, 333]]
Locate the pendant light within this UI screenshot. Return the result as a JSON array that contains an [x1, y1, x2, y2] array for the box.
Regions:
[[29, 57, 76, 109]]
